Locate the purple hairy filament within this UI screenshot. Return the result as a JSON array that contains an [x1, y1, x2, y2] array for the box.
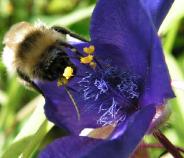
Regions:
[[74, 60, 142, 126]]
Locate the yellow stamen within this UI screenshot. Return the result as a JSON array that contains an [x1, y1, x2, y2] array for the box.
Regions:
[[80, 55, 94, 64], [63, 66, 74, 80], [83, 45, 95, 54], [89, 45, 95, 52], [89, 61, 96, 69], [57, 77, 68, 86]]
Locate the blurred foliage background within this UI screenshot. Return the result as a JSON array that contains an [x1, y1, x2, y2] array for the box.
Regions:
[[0, 0, 184, 158]]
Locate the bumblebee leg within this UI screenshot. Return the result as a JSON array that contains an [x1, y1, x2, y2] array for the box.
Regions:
[[17, 69, 44, 95], [52, 26, 89, 42]]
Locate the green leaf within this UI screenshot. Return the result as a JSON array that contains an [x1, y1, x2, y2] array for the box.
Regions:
[[20, 120, 53, 158], [1, 97, 53, 158], [30, 5, 94, 27], [165, 54, 184, 145], [159, 0, 184, 35], [14, 97, 46, 141], [2, 136, 32, 158]]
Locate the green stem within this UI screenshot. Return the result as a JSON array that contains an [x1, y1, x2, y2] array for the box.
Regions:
[[163, 19, 180, 54], [163, 17, 184, 144], [0, 78, 24, 130]]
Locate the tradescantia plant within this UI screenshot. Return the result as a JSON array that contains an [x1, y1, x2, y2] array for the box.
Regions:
[[35, 0, 175, 157]]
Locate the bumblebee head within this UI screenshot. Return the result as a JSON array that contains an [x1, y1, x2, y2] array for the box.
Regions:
[[33, 44, 75, 81]]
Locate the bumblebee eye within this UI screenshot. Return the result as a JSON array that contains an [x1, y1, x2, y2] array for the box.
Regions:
[[34, 46, 75, 81]]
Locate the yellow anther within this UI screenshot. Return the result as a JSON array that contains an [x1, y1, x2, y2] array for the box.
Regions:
[[80, 55, 94, 64], [83, 45, 95, 54], [63, 66, 74, 80], [57, 77, 68, 86], [57, 79, 63, 86], [89, 45, 95, 52], [89, 61, 96, 69]]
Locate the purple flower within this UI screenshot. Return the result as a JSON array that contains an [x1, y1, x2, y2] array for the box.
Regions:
[[37, 0, 174, 157]]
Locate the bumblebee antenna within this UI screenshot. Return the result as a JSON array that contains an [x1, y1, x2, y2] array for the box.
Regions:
[[52, 26, 89, 42], [64, 85, 80, 121]]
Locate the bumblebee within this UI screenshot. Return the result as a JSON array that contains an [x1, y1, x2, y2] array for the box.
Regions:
[[2, 21, 88, 92]]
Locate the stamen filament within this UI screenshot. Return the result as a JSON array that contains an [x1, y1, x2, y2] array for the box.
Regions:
[[64, 86, 80, 121]]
